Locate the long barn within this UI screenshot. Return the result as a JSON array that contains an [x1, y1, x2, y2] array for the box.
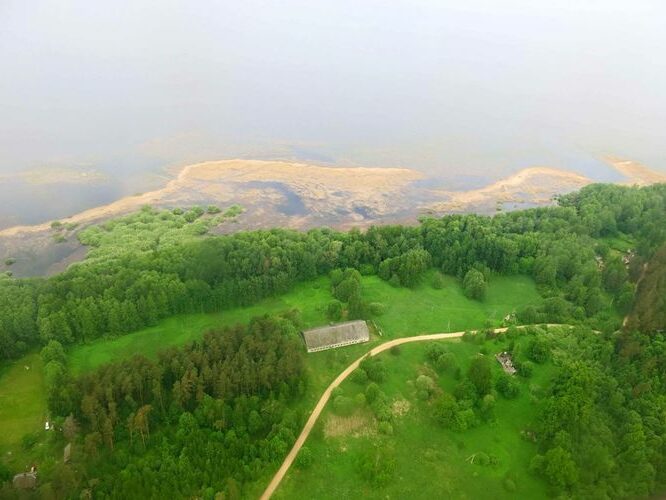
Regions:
[[301, 320, 370, 353]]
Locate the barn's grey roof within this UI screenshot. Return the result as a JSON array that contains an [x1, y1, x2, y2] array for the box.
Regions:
[[302, 320, 370, 352]]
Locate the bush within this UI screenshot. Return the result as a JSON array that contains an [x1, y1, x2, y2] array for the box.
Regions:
[[207, 205, 221, 214], [351, 368, 368, 384], [496, 374, 520, 399], [365, 383, 380, 404], [517, 360, 534, 378], [368, 302, 386, 316], [463, 269, 487, 300], [296, 447, 313, 468], [526, 338, 549, 364], [332, 396, 354, 416], [390, 345, 401, 356], [416, 375, 436, 400], [4, 258, 15, 266], [378, 421, 394, 435], [361, 357, 386, 383], [435, 352, 458, 373], [21, 432, 39, 450], [432, 272, 445, 289], [327, 300, 343, 322], [503, 477, 517, 492]]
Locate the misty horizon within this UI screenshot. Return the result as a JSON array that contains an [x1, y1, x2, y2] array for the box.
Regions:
[[1, 1, 665, 226]]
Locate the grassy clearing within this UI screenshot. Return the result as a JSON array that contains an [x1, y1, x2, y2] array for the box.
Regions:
[[69, 271, 541, 374], [68, 276, 334, 373], [276, 335, 554, 499], [0, 353, 47, 463], [365, 271, 542, 337]]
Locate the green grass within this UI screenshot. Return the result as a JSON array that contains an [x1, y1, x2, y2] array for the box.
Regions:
[[276, 335, 554, 499], [69, 276, 334, 373], [0, 353, 47, 457], [365, 271, 542, 337], [69, 271, 541, 374]]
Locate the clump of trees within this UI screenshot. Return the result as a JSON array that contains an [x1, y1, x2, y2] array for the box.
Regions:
[[38, 315, 306, 498]]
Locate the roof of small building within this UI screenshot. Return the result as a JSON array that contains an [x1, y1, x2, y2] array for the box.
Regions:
[[302, 320, 370, 351], [13, 472, 37, 490]]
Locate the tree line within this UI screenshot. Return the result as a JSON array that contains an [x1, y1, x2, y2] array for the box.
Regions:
[[2, 182, 666, 361]]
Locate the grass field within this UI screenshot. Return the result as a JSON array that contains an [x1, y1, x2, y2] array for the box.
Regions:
[[0, 353, 47, 462], [69, 271, 542, 373], [366, 271, 541, 337], [275, 335, 554, 499]]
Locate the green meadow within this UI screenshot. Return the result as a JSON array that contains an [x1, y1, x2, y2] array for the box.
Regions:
[[276, 335, 556, 499], [0, 353, 47, 467]]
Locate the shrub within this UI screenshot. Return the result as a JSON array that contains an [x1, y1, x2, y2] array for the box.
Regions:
[[368, 302, 386, 316], [496, 374, 520, 399], [365, 383, 380, 404], [416, 375, 436, 400], [390, 345, 401, 356], [435, 352, 458, 373], [207, 205, 221, 214], [333, 396, 354, 416], [350, 368, 368, 385], [518, 360, 534, 378], [463, 269, 487, 300], [526, 338, 550, 363], [327, 300, 343, 322], [432, 272, 445, 289], [4, 258, 16, 266], [378, 422, 394, 435], [296, 447, 313, 468]]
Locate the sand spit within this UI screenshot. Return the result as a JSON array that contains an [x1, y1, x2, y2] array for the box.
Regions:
[[427, 167, 593, 213], [605, 156, 666, 186], [1, 157, 665, 277], [0, 160, 423, 237]]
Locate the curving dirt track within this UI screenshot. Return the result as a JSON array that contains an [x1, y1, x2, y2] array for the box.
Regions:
[[260, 324, 567, 499]]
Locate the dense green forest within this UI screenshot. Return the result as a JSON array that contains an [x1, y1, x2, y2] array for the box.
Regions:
[[1, 183, 666, 498]]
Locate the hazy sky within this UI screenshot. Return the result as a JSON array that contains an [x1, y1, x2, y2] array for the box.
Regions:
[[1, 0, 665, 182]]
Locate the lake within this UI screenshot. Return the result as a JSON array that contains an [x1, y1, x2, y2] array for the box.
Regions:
[[1, 1, 664, 228]]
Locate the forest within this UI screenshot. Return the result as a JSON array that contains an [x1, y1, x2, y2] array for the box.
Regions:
[[1, 182, 666, 498]]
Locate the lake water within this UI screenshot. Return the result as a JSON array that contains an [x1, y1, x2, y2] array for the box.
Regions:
[[1, 1, 665, 228]]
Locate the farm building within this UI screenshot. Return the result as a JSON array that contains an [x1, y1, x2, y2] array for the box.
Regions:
[[302, 320, 370, 353]]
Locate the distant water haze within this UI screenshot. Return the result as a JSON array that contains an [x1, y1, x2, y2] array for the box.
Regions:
[[1, 0, 665, 226]]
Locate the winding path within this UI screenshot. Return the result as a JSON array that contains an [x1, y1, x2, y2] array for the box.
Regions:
[[260, 324, 563, 499]]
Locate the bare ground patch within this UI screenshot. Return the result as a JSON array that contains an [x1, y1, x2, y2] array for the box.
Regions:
[[392, 398, 411, 417], [324, 411, 377, 439]]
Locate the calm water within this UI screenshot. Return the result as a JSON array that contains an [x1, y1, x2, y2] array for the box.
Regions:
[[1, 1, 665, 227]]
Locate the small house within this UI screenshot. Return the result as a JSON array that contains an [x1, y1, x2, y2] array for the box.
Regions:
[[301, 320, 370, 353], [13, 472, 37, 490]]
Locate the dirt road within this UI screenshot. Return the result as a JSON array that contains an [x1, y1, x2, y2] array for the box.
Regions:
[[260, 324, 566, 499]]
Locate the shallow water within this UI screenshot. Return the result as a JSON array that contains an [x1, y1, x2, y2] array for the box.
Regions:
[[1, 1, 665, 227]]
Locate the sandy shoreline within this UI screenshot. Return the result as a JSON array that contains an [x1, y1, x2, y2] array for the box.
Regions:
[[0, 156, 663, 239]]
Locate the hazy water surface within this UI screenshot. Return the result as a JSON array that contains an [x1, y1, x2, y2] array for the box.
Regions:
[[1, 1, 665, 226]]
